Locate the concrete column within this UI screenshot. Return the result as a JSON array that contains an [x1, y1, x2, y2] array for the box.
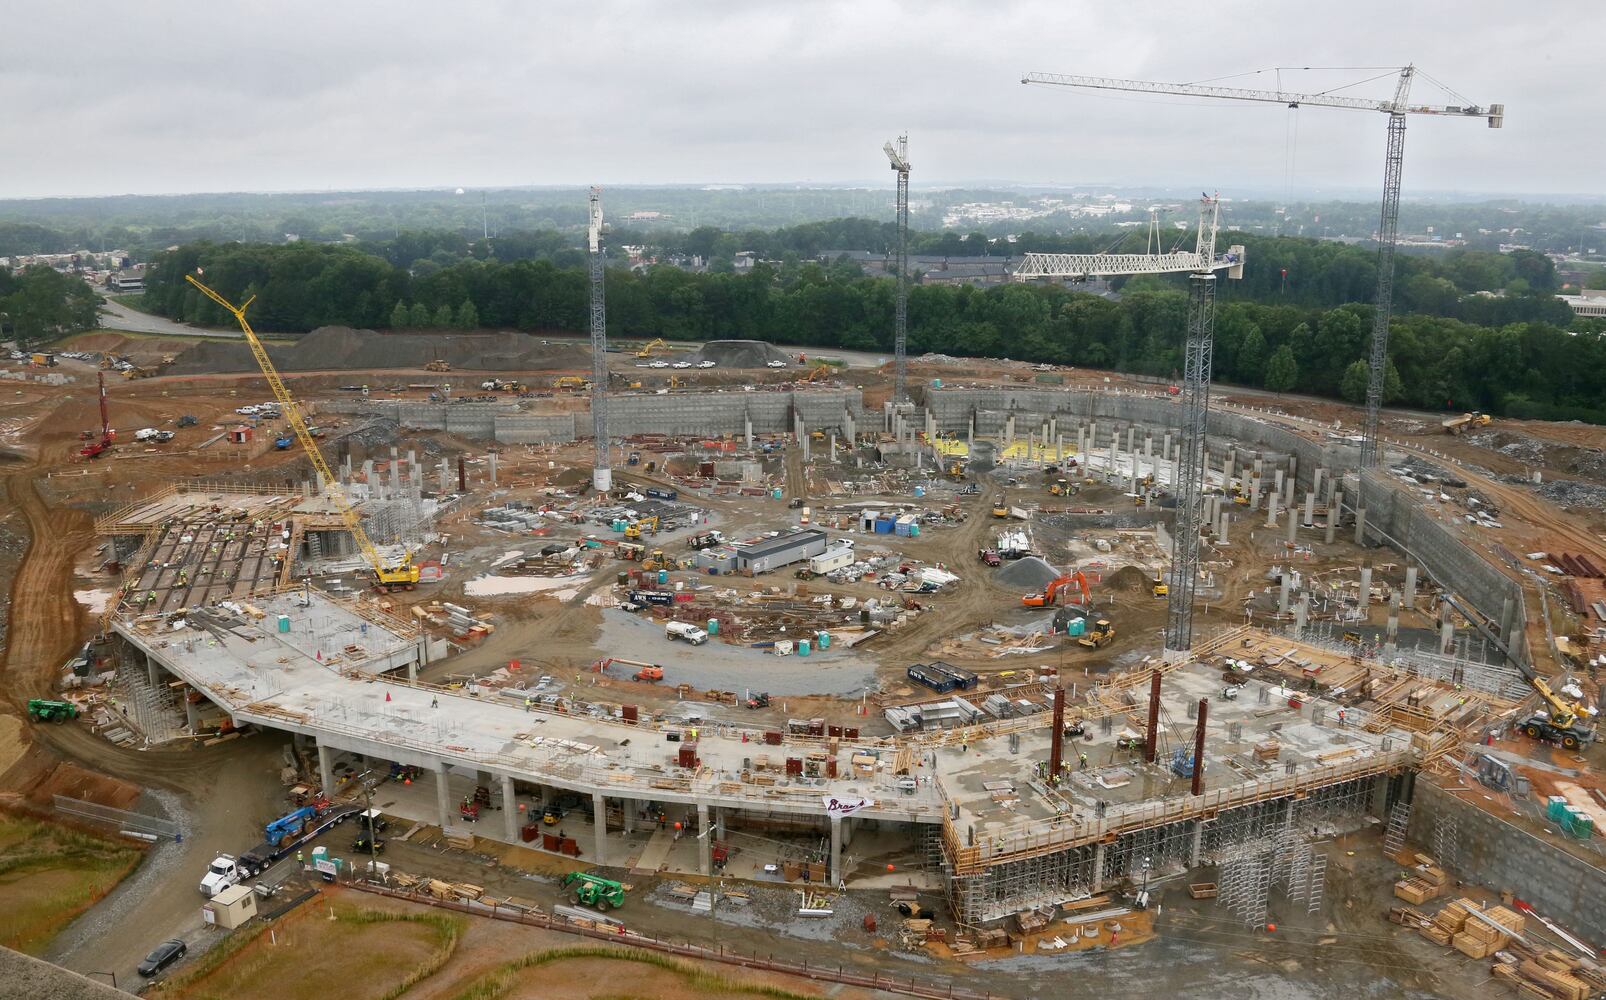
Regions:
[[1092, 841, 1107, 892], [317, 741, 334, 793], [967, 417, 974, 455], [623, 801, 634, 834], [829, 815, 843, 886], [698, 802, 711, 876], [1386, 595, 1400, 646], [1499, 597, 1516, 642], [745, 416, 753, 449], [435, 762, 452, 830], [438, 460, 449, 494], [1273, 469, 1285, 497], [1253, 455, 1264, 477], [1440, 619, 1455, 653], [592, 791, 607, 865], [1217, 510, 1229, 545], [1005, 415, 1015, 449], [1314, 467, 1326, 497], [1125, 426, 1135, 455], [1190, 819, 1204, 867], [1403, 567, 1418, 610], [1279, 574, 1292, 614], [502, 775, 519, 843], [1295, 593, 1309, 634], [1222, 455, 1232, 491], [146, 652, 159, 687], [829, 433, 837, 462], [488, 452, 498, 485], [1109, 441, 1118, 479], [185, 697, 199, 731], [1163, 432, 1172, 461], [1285, 474, 1296, 507], [1326, 490, 1342, 545], [1359, 564, 1373, 612], [1303, 492, 1316, 527], [1248, 476, 1261, 509], [1354, 507, 1368, 546], [1266, 492, 1279, 528], [1285, 507, 1298, 544]]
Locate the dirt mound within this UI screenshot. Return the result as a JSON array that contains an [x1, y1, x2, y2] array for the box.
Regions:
[[21, 761, 141, 811], [686, 339, 793, 369], [995, 555, 1060, 590], [168, 327, 590, 375], [1105, 565, 1152, 592]]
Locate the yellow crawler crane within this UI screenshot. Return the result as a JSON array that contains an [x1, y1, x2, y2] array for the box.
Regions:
[[185, 274, 419, 591]]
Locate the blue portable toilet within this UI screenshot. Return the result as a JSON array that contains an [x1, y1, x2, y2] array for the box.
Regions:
[[277, 614, 290, 633], [657, 569, 668, 585], [772, 488, 783, 500], [913, 485, 926, 498], [1066, 617, 1087, 637], [816, 630, 830, 650], [798, 639, 811, 656], [707, 618, 719, 636]]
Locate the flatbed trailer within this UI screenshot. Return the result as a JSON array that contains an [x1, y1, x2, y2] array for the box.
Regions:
[[237, 804, 361, 877]]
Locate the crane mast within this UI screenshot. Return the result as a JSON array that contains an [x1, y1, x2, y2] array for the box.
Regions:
[[1023, 67, 1502, 468], [184, 275, 418, 590], [588, 187, 611, 492], [883, 135, 911, 405]]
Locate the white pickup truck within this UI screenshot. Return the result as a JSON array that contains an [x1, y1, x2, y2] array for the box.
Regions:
[[199, 854, 243, 897]]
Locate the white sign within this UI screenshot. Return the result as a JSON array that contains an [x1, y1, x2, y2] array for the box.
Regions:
[[822, 795, 874, 816]]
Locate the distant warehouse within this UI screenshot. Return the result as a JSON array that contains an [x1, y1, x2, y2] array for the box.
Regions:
[[729, 529, 827, 575]]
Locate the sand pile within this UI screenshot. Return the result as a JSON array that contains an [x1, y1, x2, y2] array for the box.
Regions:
[[1105, 566, 1152, 592], [168, 327, 590, 375], [686, 339, 793, 369], [995, 556, 1060, 590]]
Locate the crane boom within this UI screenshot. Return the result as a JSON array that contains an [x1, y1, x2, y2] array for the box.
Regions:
[[184, 274, 418, 590], [588, 187, 611, 492], [1021, 70, 1503, 123], [883, 135, 911, 404]]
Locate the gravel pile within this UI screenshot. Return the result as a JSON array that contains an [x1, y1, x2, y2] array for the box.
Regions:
[[994, 555, 1060, 590], [684, 339, 793, 369], [1536, 479, 1606, 510]]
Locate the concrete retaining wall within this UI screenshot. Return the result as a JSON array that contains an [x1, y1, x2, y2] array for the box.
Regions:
[[494, 413, 578, 444], [1406, 778, 1606, 942]]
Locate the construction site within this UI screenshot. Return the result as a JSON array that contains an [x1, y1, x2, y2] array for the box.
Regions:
[[3, 77, 1604, 1000]]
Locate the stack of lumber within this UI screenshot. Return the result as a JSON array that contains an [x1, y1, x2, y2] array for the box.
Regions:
[[1395, 875, 1442, 906], [1419, 897, 1474, 945], [1508, 951, 1593, 1000], [1418, 898, 1527, 960]]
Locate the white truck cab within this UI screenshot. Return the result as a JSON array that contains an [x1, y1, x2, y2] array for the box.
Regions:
[[199, 854, 242, 897], [665, 622, 708, 645]]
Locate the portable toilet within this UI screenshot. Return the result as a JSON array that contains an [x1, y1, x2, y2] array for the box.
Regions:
[[909, 523, 920, 537], [707, 618, 719, 636], [798, 639, 811, 656], [1067, 618, 1087, 637], [932, 378, 943, 388], [816, 630, 830, 650], [277, 614, 290, 633], [772, 488, 783, 500], [657, 569, 668, 585], [913, 485, 926, 498]]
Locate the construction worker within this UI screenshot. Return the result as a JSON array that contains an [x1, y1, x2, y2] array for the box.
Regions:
[[524, 697, 533, 712], [1079, 752, 1089, 771], [296, 849, 304, 866], [431, 695, 439, 708]]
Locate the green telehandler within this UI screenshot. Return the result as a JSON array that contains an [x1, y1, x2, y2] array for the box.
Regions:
[[560, 871, 626, 910]]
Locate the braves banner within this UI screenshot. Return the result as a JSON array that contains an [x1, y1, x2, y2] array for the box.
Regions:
[[822, 795, 874, 817]]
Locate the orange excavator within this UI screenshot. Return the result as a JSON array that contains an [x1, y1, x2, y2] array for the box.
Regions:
[[1022, 570, 1091, 609]]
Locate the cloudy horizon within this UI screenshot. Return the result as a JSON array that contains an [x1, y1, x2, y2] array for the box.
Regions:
[[2, 1, 1599, 200]]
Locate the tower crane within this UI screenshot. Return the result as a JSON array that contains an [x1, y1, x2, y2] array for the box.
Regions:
[[588, 186, 611, 492], [184, 275, 420, 591], [882, 134, 910, 404], [1023, 67, 1502, 468]]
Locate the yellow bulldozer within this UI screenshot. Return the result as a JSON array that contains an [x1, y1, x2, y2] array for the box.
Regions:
[[554, 376, 591, 391], [1077, 619, 1116, 649], [946, 462, 966, 481]]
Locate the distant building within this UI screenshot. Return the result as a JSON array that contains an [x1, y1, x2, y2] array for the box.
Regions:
[[1557, 289, 1606, 318], [107, 268, 144, 293]]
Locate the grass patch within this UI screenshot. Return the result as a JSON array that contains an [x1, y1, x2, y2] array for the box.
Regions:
[[156, 900, 463, 1000], [811, 357, 848, 368], [447, 945, 823, 1000], [0, 807, 142, 954], [109, 292, 157, 315]]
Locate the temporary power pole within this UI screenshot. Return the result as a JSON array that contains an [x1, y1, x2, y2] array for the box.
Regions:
[[883, 134, 911, 404], [588, 186, 611, 492], [1022, 66, 1502, 468]]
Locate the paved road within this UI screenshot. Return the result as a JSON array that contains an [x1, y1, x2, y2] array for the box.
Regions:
[[98, 297, 237, 338]]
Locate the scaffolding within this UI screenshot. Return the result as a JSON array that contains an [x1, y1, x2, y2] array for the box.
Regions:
[[1384, 799, 1411, 857], [1433, 808, 1460, 869]]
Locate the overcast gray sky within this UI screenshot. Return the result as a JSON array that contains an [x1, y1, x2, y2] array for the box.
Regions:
[[2, 0, 1599, 199]]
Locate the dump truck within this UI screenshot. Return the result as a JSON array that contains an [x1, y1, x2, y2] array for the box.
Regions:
[[1442, 411, 1491, 435], [686, 530, 724, 550], [26, 699, 78, 723], [561, 871, 626, 910], [1077, 619, 1116, 649]]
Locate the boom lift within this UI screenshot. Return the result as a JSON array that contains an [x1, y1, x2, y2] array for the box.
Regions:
[[1022, 570, 1092, 609], [1438, 593, 1595, 749], [185, 275, 420, 591]]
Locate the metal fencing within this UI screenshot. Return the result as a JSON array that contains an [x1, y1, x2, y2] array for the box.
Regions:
[[53, 795, 178, 839]]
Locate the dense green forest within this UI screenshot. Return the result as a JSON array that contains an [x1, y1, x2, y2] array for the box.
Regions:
[[0, 266, 101, 345], [138, 234, 1606, 423]]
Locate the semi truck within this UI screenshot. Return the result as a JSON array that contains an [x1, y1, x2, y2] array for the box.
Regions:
[[200, 801, 359, 895]]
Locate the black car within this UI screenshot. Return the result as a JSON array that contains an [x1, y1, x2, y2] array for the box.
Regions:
[[137, 939, 187, 977]]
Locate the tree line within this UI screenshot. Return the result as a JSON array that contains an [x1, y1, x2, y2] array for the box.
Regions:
[[0, 266, 102, 347], [140, 239, 1606, 424]]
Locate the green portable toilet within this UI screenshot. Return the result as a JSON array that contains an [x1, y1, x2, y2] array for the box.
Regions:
[[798, 639, 811, 656], [816, 630, 830, 650], [1067, 618, 1087, 637], [707, 618, 719, 636], [277, 615, 291, 633]]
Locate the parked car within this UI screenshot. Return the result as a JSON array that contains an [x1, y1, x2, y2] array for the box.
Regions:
[[672, 361, 691, 369], [649, 360, 670, 369], [766, 360, 787, 368], [137, 939, 187, 977], [697, 360, 716, 368]]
